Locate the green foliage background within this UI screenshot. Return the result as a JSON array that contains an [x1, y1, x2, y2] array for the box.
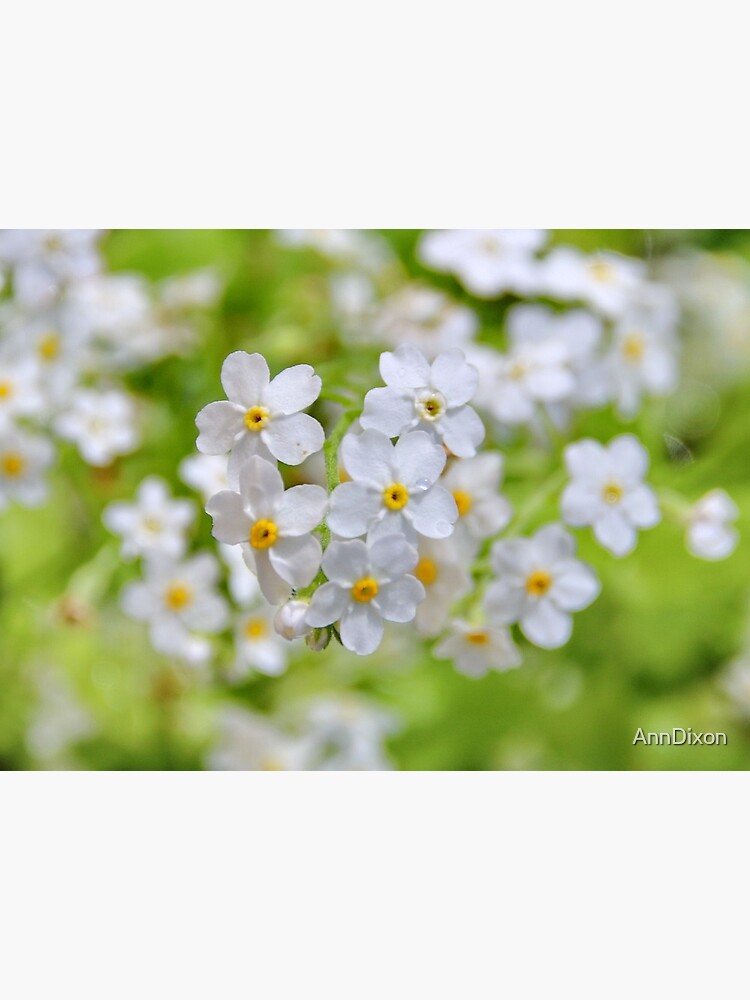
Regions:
[[1, 229, 749, 770]]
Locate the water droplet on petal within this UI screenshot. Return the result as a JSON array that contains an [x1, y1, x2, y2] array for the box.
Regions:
[[416, 478, 430, 491]]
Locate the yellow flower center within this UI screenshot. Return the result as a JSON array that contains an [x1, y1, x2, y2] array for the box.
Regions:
[[588, 259, 615, 283], [466, 629, 490, 646], [415, 557, 438, 586], [525, 570, 552, 596], [0, 381, 13, 400], [602, 482, 623, 505], [38, 332, 61, 362], [622, 333, 645, 362], [250, 519, 278, 549], [244, 405, 271, 432], [245, 617, 268, 640], [164, 582, 193, 611], [415, 391, 446, 422], [261, 756, 285, 770], [509, 361, 527, 381], [1, 452, 25, 478], [143, 516, 162, 533], [351, 577, 379, 603], [452, 490, 473, 517], [383, 482, 409, 510]]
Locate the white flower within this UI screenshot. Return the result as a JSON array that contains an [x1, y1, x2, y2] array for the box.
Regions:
[[298, 696, 398, 770], [485, 524, 600, 649], [103, 476, 196, 560], [179, 452, 229, 503], [195, 351, 325, 475], [0, 229, 101, 307], [0, 357, 45, 426], [720, 658, 750, 719], [121, 553, 229, 665], [686, 489, 739, 560], [418, 229, 547, 298], [440, 454, 512, 558], [209, 707, 308, 770], [328, 429, 457, 543], [561, 435, 661, 556], [205, 455, 327, 604], [372, 285, 478, 358], [434, 621, 522, 678], [274, 599, 312, 640], [54, 389, 139, 466], [305, 534, 425, 655], [277, 229, 392, 274], [536, 246, 645, 317], [0, 427, 54, 511], [608, 304, 679, 418], [361, 346, 484, 458], [489, 339, 575, 426], [413, 539, 472, 638], [158, 269, 221, 310], [26, 666, 95, 766], [232, 606, 290, 678], [218, 542, 261, 606]]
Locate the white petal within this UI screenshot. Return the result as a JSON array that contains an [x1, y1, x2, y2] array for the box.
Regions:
[[380, 345, 430, 389], [262, 412, 325, 465], [327, 481, 381, 537], [206, 490, 251, 544], [491, 538, 535, 578], [551, 563, 600, 611], [196, 401, 245, 454], [531, 524, 576, 566], [393, 430, 446, 487], [429, 350, 478, 406], [121, 581, 154, 621], [608, 434, 649, 480], [275, 484, 327, 536], [521, 600, 572, 648], [374, 577, 425, 622], [264, 364, 321, 414], [594, 509, 637, 556], [525, 366, 576, 401], [254, 550, 293, 604], [321, 538, 369, 585], [103, 502, 136, 535], [339, 602, 384, 655], [305, 582, 349, 626], [238, 455, 285, 517], [484, 578, 525, 625], [688, 522, 738, 560], [221, 351, 269, 406], [622, 485, 660, 528], [564, 439, 607, 479], [340, 429, 394, 487], [226, 434, 274, 489], [408, 486, 457, 538], [268, 534, 322, 588], [561, 481, 600, 526], [369, 534, 418, 577], [439, 406, 485, 458], [360, 387, 415, 438], [188, 593, 230, 632]]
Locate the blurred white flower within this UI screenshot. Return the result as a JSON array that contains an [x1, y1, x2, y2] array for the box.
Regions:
[[434, 621, 522, 678], [158, 269, 221, 310], [297, 695, 399, 770], [485, 524, 600, 649], [196, 351, 324, 474], [54, 388, 139, 466], [608, 292, 679, 418], [720, 658, 750, 718], [0, 357, 45, 426], [413, 538, 472, 638], [209, 707, 308, 770], [305, 535, 425, 655], [536, 246, 645, 317], [179, 452, 229, 503], [418, 229, 546, 298], [0, 229, 101, 307], [121, 552, 229, 665], [686, 489, 739, 560], [561, 435, 661, 556], [361, 345, 485, 457], [103, 476, 196, 560], [218, 542, 261, 606], [328, 429, 457, 544], [372, 285, 478, 358], [206, 455, 327, 604], [0, 427, 54, 511], [26, 666, 96, 768], [440, 453, 512, 559], [232, 606, 290, 678]]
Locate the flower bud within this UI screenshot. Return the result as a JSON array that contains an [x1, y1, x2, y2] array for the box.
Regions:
[[273, 600, 311, 641], [307, 627, 331, 652]]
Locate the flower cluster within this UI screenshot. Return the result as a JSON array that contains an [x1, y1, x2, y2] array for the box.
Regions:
[[0, 229, 220, 512]]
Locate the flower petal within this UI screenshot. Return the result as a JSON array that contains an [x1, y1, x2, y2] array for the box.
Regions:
[[221, 351, 270, 406], [551, 562, 600, 611], [374, 576, 425, 622], [380, 345, 430, 389], [439, 406, 485, 458], [531, 524, 576, 566], [264, 364, 321, 414], [564, 439, 607, 480], [429, 350, 478, 406], [196, 401, 245, 454], [594, 509, 637, 556], [408, 486, 457, 539], [561, 481, 600, 526], [254, 550, 293, 604], [321, 538, 369, 585], [306, 582, 349, 627], [238, 455, 285, 518], [360, 386, 416, 438], [339, 602, 384, 655], [340, 429, 395, 487], [327, 481, 381, 538], [520, 599, 572, 649], [275, 484, 328, 536], [484, 578, 525, 625], [262, 412, 325, 465], [268, 534, 322, 588], [622, 485, 660, 528], [393, 430, 446, 487], [369, 534, 418, 577], [608, 434, 649, 480], [206, 490, 251, 543]]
